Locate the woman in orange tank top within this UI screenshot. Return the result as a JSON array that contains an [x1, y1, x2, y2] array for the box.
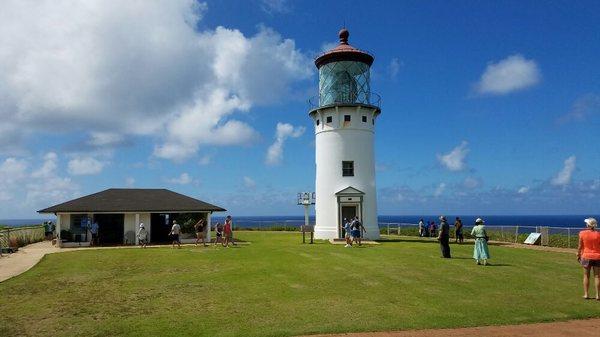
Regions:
[[577, 218, 600, 300]]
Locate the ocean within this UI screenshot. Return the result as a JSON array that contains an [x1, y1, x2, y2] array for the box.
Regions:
[[2, 215, 596, 229]]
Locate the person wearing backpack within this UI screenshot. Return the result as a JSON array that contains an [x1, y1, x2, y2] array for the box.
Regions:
[[351, 217, 366, 246]]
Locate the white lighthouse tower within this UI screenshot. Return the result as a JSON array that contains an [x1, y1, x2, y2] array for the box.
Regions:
[[310, 28, 381, 240]]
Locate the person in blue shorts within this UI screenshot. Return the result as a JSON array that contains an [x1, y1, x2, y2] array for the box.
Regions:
[[350, 217, 366, 246]]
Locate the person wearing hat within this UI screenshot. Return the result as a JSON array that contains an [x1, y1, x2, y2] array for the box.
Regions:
[[170, 220, 181, 249], [577, 218, 600, 300], [437, 216, 451, 258], [137, 223, 148, 248], [471, 218, 490, 265]]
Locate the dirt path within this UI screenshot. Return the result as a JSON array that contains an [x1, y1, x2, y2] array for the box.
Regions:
[[0, 241, 60, 282], [304, 318, 600, 337]]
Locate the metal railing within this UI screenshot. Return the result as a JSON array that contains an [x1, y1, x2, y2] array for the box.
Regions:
[[378, 222, 583, 249], [308, 92, 381, 109], [0, 225, 45, 255]]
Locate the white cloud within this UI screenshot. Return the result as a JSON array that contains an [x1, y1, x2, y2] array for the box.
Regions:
[[388, 58, 402, 80], [517, 186, 530, 194], [0, 1, 312, 160], [265, 122, 305, 165], [320, 41, 338, 53], [31, 152, 58, 179], [433, 183, 446, 197], [125, 177, 135, 187], [552, 155, 576, 186], [558, 93, 600, 123], [0, 152, 79, 210], [243, 176, 256, 189], [68, 157, 105, 175], [437, 141, 469, 171], [168, 173, 193, 185], [476, 54, 540, 95], [463, 177, 481, 189], [87, 132, 126, 147], [0, 157, 28, 184], [198, 154, 212, 166], [260, 0, 290, 14]]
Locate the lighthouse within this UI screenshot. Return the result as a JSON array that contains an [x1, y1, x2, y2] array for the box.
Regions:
[[310, 29, 381, 240]]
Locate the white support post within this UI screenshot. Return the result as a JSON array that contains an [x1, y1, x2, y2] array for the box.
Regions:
[[56, 214, 62, 248], [135, 213, 140, 245], [304, 204, 310, 228], [206, 213, 212, 243]]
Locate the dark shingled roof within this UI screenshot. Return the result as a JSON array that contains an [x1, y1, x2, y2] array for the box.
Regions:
[[38, 188, 226, 213]]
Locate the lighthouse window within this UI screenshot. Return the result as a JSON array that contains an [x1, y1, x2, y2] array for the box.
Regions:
[[342, 161, 354, 177], [362, 115, 367, 123], [326, 116, 332, 123], [344, 115, 351, 122], [372, 118, 375, 125], [316, 119, 320, 126]]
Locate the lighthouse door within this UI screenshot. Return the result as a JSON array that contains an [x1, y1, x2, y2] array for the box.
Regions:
[[340, 205, 357, 238]]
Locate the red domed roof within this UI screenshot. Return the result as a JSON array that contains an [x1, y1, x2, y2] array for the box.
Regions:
[[315, 29, 374, 69]]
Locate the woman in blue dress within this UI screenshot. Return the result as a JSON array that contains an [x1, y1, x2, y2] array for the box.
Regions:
[[471, 218, 490, 265]]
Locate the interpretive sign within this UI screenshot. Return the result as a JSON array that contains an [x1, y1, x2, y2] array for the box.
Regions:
[[301, 225, 314, 244], [524, 232, 541, 245]]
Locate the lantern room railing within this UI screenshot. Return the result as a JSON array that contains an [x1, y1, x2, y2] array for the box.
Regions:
[[308, 92, 381, 110]]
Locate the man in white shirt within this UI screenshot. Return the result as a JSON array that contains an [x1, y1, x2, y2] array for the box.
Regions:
[[170, 220, 181, 249]]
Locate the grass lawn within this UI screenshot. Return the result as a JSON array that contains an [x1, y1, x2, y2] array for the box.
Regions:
[[1, 231, 599, 337]]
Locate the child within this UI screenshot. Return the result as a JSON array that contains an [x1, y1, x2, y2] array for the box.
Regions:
[[343, 218, 352, 247]]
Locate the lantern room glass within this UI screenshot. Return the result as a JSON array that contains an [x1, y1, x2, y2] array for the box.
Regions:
[[319, 61, 371, 106]]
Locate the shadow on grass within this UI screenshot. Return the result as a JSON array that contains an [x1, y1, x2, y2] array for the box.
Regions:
[[481, 263, 511, 267], [377, 238, 440, 244]]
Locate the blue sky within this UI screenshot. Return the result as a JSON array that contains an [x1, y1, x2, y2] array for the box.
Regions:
[[0, 0, 599, 218]]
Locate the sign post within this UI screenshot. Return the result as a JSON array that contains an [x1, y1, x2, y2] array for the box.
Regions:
[[297, 192, 315, 244]]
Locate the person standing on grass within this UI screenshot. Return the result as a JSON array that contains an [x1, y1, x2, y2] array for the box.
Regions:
[[343, 218, 352, 247], [223, 215, 236, 247], [437, 216, 451, 258], [471, 218, 490, 265], [577, 218, 600, 300], [454, 217, 464, 244], [214, 222, 223, 246], [137, 223, 148, 248], [170, 220, 181, 249], [429, 221, 437, 237], [194, 218, 207, 247], [351, 216, 366, 246], [90, 220, 99, 246], [418, 219, 425, 237]]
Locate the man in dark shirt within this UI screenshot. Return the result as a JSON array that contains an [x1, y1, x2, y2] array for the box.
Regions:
[[437, 216, 451, 258]]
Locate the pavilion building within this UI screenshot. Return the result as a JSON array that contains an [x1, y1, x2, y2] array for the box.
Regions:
[[38, 188, 226, 247]]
